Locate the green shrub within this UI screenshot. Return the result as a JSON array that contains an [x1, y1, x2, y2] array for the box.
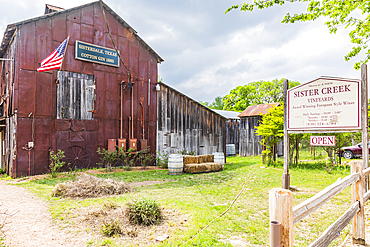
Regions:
[[138, 147, 156, 169], [156, 151, 168, 169], [97, 148, 121, 171], [100, 219, 122, 237], [49, 150, 66, 178], [126, 198, 162, 226]]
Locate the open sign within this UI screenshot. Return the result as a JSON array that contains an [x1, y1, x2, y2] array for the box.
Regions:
[[310, 136, 336, 146]]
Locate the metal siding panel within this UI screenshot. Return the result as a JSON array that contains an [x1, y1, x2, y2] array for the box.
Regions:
[[117, 36, 129, 75], [18, 70, 36, 118], [81, 4, 94, 26], [64, 44, 82, 73], [105, 73, 118, 119], [148, 121, 156, 153], [56, 131, 69, 152], [52, 13, 67, 42], [55, 119, 71, 131], [36, 18, 52, 69], [93, 2, 105, 31], [36, 72, 52, 117], [94, 70, 105, 118], [67, 8, 81, 24], [16, 118, 31, 176], [97, 118, 105, 148], [19, 23, 36, 71], [85, 130, 99, 167], [67, 21, 81, 46], [34, 118, 51, 175], [105, 34, 119, 74], [106, 9, 118, 35], [104, 119, 118, 142], [81, 23, 94, 44], [129, 41, 139, 77]]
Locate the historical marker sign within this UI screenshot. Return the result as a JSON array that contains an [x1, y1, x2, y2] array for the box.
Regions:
[[75, 40, 119, 67], [287, 77, 361, 131]]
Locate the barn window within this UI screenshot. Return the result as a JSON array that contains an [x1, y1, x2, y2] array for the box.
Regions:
[[57, 71, 95, 120]]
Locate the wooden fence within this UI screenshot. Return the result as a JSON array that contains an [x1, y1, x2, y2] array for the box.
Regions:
[[270, 160, 370, 246]]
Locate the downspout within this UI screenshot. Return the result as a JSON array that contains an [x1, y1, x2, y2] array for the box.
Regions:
[[140, 102, 144, 139], [131, 85, 134, 139], [120, 81, 123, 139]]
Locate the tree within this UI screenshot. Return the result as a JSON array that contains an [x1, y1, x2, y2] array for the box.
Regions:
[[209, 96, 225, 110], [200, 96, 225, 110], [223, 79, 299, 111], [226, 0, 370, 69], [255, 104, 284, 164]]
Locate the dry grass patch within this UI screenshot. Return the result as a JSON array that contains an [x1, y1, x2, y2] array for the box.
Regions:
[[73, 204, 189, 246], [51, 174, 132, 198]]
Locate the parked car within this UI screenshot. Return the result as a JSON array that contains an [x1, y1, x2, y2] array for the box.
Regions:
[[338, 142, 370, 159]]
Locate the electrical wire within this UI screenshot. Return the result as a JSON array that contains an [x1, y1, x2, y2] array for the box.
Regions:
[[99, 0, 131, 77]]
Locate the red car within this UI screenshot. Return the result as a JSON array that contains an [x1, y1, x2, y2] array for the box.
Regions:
[[338, 142, 370, 159]]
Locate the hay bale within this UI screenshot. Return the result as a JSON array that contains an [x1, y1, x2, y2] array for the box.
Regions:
[[52, 174, 132, 198], [198, 155, 214, 163], [183, 155, 199, 165], [204, 163, 223, 172], [183, 163, 208, 174]]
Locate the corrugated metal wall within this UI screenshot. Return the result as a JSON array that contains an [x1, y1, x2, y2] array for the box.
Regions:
[[239, 116, 263, 156], [0, 2, 160, 177], [157, 84, 226, 156]]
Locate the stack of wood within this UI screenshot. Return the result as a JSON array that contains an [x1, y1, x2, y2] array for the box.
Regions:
[[183, 155, 223, 174]]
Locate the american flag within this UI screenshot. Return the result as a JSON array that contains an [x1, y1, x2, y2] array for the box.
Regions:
[[37, 37, 69, 72]]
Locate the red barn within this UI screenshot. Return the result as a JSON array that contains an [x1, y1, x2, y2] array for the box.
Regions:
[[0, 1, 163, 177]]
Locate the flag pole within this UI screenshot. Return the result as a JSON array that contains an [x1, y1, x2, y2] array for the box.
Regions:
[[57, 36, 70, 83], [59, 36, 70, 72]]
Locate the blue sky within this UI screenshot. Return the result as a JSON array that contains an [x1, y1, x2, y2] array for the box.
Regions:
[[0, 0, 362, 102]]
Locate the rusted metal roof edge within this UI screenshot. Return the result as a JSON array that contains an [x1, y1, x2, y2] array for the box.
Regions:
[[238, 103, 280, 118], [0, 1, 164, 63], [159, 82, 227, 120]]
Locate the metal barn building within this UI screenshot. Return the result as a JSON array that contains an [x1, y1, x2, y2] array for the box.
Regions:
[[0, 1, 163, 177]]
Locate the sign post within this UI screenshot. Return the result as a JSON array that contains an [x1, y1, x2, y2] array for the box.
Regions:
[[283, 79, 290, 189], [361, 64, 368, 193]]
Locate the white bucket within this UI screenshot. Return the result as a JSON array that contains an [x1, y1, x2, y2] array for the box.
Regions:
[[212, 152, 225, 169], [168, 154, 183, 175]]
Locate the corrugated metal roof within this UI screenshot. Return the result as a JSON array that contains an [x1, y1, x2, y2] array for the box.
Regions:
[[212, 110, 240, 120], [0, 1, 164, 63], [238, 103, 279, 117]]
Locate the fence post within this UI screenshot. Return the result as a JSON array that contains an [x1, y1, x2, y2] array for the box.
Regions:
[[269, 188, 293, 247], [351, 160, 365, 245]]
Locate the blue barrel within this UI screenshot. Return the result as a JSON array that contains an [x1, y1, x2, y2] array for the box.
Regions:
[[168, 154, 183, 175]]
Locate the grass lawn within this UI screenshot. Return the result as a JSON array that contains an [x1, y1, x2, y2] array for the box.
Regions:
[[13, 155, 355, 246]]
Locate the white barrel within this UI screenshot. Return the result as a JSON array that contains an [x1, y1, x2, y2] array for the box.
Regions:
[[168, 154, 183, 175], [226, 144, 236, 156], [212, 152, 225, 168]]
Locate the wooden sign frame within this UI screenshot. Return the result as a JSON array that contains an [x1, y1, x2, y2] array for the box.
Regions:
[[282, 64, 368, 190]]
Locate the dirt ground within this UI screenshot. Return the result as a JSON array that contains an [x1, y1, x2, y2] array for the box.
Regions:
[[0, 171, 188, 247]]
